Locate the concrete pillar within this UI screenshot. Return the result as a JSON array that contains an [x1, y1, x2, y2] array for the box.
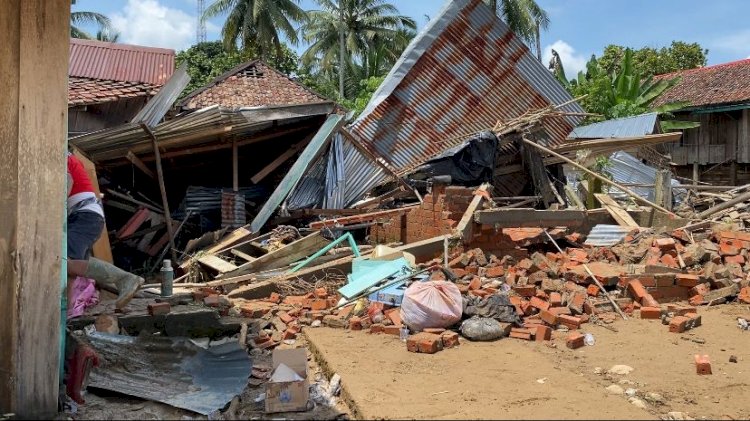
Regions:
[[0, 0, 69, 417]]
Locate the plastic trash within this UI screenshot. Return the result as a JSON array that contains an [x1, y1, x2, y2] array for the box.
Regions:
[[399, 325, 409, 342], [400, 281, 462, 331], [460, 316, 506, 341], [462, 294, 521, 324], [584, 333, 595, 346]]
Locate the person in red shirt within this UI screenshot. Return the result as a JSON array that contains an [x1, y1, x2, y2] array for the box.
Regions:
[[67, 151, 143, 309]]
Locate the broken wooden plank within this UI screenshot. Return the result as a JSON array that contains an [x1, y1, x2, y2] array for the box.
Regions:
[[218, 231, 330, 279], [179, 225, 255, 270], [230, 249, 256, 262], [594, 194, 640, 227], [454, 183, 491, 241], [474, 208, 586, 227], [197, 255, 239, 273], [251, 141, 306, 184], [126, 151, 156, 180], [308, 206, 418, 230]]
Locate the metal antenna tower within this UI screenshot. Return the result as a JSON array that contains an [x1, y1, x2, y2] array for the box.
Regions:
[[197, 0, 207, 43]]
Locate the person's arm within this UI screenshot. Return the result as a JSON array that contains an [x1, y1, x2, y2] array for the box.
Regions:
[[67, 172, 73, 196]]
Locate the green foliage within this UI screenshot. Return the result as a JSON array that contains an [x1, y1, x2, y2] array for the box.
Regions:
[[597, 41, 707, 77], [176, 41, 299, 97], [203, 0, 307, 58], [342, 75, 386, 116], [70, 10, 112, 39], [483, 0, 549, 50]]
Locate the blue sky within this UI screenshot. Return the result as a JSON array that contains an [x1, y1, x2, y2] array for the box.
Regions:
[[73, 0, 750, 75]]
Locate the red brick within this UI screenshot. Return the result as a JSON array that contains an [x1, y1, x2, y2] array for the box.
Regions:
[[549, 292, 562, 307], [669, 316, 690, 333], [539, 309, 558, 325], [470, 289, 490, 298], [660, 254, 678, 268], [468, 277, 482, 291], [579, 313, 590, 324], [282, 329, 297, 340], [510, 328, 533, 340], [739, 287, 750, 304], [441, 331, 460, 348], [310, 299, 328, 311], [278, 311, 295, 324], [283, 295, 307, 306], [513, 285, 537, 297], [676, 274, 700, 288], [628, 280, 648, 301], [267, 292, 281, 304], [349, 316, 363, 331], [370, 323, 384, 334], [566, 331, 585, 349], [725, 254, 745, 264], [424, 328, 446, 334], [203, 295, 221, 307], [535, 325, 552, 341], [689, 294, 705, 306], [314, 287, 328, 299], [148, 302, 171, 316], [384, 308, 402, 326], [695, 354, 712, 375], [640, 306, 661, 319], [641, 293, 660, 308], [452, 268, 467, 278], [654, 237, 676, 251], [530, 296, 550, 311], [240, 302, 274, 318], [568, 292, 587, 314], [558, 314, 582, 330], [685, 312, 702, 327], [383, 325, 401, 336], [255, 338, 277, 349], [586, 284, 600, 296], [406, 332, 443, 354], [485, 266, 505, 278], [719, 240, 741, 256], [690, 282, 711, 297], [549, 306, 572, 316]]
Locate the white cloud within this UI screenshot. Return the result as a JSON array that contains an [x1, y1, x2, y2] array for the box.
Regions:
[[112, 0, 195, 52], [711, 29, 750, 56], [542, 40, 588, 77]]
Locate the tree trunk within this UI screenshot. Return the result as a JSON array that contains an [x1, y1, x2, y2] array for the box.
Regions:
[[338, 2, 345, 100]]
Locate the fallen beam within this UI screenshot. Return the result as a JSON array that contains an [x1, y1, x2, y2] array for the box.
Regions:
[[454, 183, 491, 241], [474, 208, 587, 227], [308, 206, 418, 230], [594, 194, 639, 227]]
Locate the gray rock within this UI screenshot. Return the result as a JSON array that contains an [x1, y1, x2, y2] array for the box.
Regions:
[[606, 384, 624, 395], [608, 364, 634, 375]]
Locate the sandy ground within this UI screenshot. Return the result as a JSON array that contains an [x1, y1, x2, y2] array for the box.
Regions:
[[304, 304, 750, 420]]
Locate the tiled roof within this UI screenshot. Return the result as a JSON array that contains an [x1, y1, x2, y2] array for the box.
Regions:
[[69, 77, 159, 106], [179, 60, 329, 110], [652, 59, 750, 109], [69, 38, 175, 85]]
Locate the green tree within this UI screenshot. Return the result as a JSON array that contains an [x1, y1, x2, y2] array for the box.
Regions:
[[70, 0, 113, 39], [96, 28, 121, 43], [176, 41, 298, 97], [483, 0, 549, 57], [597, 41, 707, 76], [301, 0, 416, 99], [203, 0, 307, 58]]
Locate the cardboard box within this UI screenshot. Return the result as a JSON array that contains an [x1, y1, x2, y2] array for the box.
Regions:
[[265, 348, 309, 413]]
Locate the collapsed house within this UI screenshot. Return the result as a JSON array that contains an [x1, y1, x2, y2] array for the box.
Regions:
[[63, 0, 750, 418]]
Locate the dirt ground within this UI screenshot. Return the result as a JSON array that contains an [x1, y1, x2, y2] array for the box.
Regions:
[[304, 304, 750, 420]]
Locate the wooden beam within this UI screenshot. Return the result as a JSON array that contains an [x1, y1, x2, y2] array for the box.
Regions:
[[454, 183, 491, 241], [230, 249, 256, 262], [251, 140, 306, 184], [178, 225, 254, 270], [0, 0, 68, 416], [308, 206, 419, 229], [197, 254, 239, 273], [126, 150, 156, 180], [218, 231, 331, 279], [594, 194, 640, 227], [474, 208, 587, 227], [141, 123, 178, 264], [74, 150, 114, 262], [232, 139, 239, 192]]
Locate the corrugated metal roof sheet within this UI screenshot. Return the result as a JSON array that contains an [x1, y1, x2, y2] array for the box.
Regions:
[[583, 224, 631, 246], [568, 113, 659, 139], [69, 38, 175, 85], [285, 0, 583, 209]]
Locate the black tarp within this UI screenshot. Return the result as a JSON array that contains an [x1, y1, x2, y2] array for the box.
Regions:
[[413, 131, 498, 185]]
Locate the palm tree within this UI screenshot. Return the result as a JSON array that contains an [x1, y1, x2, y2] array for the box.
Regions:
[[203, 0, 307, 57], [96, 28, 121, 43], [301, 0, 416, 99], [483, 0, 549, 58], [70, 6, 113, 39]]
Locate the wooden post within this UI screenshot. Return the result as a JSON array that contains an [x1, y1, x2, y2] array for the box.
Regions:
[[141, 124, 179, 265], [232, 139, 239, 192], [0, 0, 68, 417], [731, 160, 738, 186], [654, 169, 673, 211], [693, 162, 700, 183]]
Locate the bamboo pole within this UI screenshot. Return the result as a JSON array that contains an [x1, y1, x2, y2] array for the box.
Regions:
[[519, 136, 677, 217]]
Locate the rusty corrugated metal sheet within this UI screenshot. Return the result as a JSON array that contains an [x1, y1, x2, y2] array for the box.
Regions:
[[287, 0, 583, 209], [69, 38, 175, 85], [350, 0, 583, 175]]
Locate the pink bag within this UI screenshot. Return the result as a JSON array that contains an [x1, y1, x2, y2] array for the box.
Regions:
[[67, 276, 99, 319], [400, 281, 462, 332]]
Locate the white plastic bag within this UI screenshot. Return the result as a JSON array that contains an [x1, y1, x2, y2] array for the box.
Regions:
[[400, 281, 462, 331]]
